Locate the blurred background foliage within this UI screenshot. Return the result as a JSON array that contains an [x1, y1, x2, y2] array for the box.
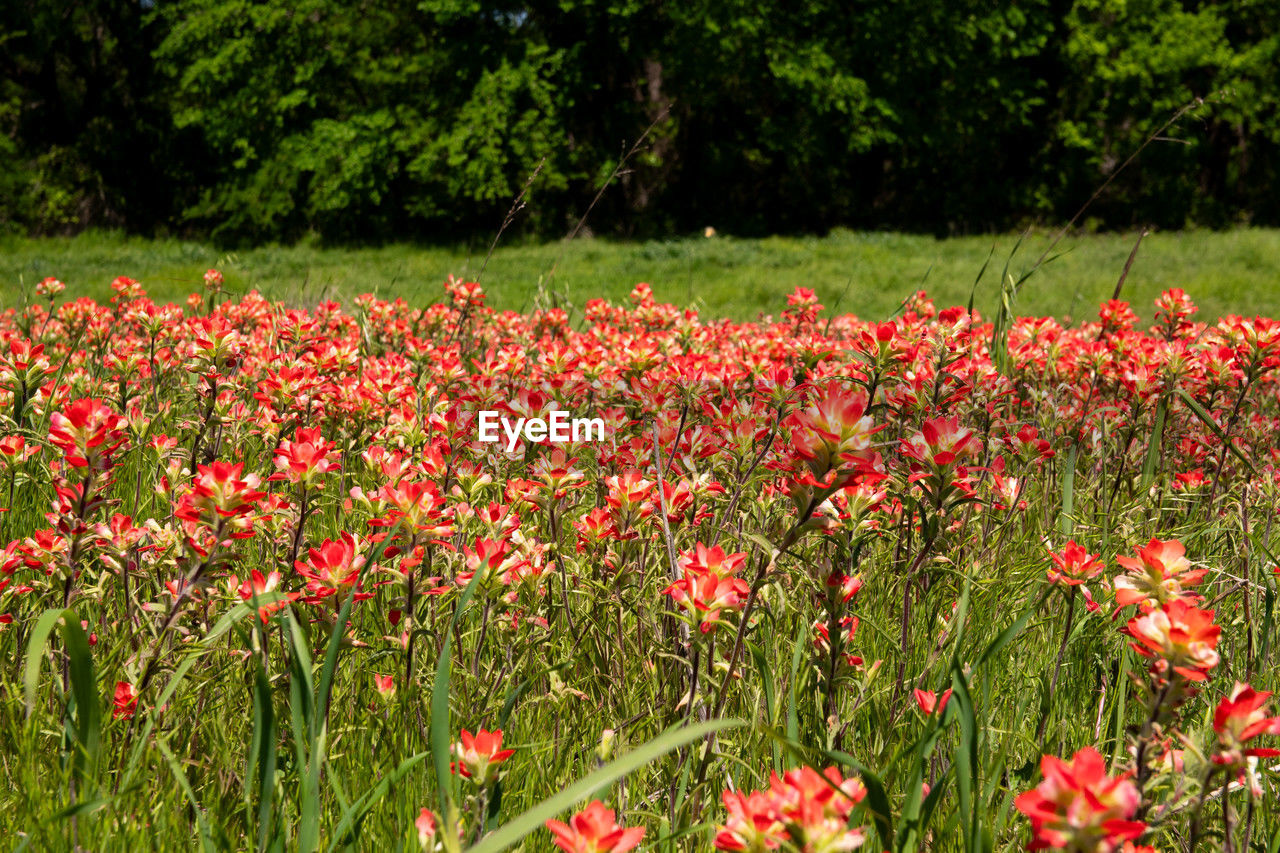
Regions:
[[3, 0, 1280, 244]]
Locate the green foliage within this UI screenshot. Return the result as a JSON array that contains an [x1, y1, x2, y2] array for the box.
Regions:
[[151, 0, 576, 241], [3, 0, 1280, 239], [0, 0, 178, 234]]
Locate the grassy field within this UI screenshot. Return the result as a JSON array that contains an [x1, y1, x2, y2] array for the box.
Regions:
[[4, 227, 1280, 322], [4, 281, 1277, 850]]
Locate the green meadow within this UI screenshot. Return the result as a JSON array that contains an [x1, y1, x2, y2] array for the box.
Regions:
[[5, 228, 1280, 322]]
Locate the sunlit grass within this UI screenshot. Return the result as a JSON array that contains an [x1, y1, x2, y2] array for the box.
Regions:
[[4, 227, 1280, 321]]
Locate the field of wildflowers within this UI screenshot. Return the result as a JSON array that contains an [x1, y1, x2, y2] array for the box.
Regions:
[[1, 272, 1278, 851]]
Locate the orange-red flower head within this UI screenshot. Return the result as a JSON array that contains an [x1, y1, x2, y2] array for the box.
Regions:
[[1123, 599, 1221, 683], [113, 681, 139, 720], [546, 801, 646, 853], [1213, 681, 1280, 767], [1113, 538, 1206, 610], [1015, 747, 1145, 852], [451, 728, 515, 786]]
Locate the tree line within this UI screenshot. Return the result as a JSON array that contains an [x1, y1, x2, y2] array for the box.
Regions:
[[3, 0, 1279, 244]]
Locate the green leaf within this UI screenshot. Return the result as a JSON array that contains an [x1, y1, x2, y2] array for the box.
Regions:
[[156, 736, 217, 853], [466, 718, 745, 853], [327, 751, 431, 851], [60, 614, 101, 787], [23, 607, 69, 716], [432, 567, 487, 821], [51, 796, 112, 820], [951, 667, 980, 853], [1139, 395, 1167, 490]]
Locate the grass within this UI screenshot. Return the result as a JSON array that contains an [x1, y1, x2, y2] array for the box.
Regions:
[[4, 227, 1280, 322]]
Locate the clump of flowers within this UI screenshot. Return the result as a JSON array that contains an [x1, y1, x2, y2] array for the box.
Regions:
[[1015, 747, 1146, 852], [1212, 681, 1280, 795], [1113, 538, 1206, 611], [663, 543, 751, 633], [1123, 599, 1221, 684], [714, 765, 867, 851]]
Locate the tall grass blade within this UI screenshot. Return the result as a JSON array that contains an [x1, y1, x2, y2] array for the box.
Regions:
[[22, 608, 68, 716], [60, 615, 101, 788], [250, 662, 278, 853], [432, 569, 487, 823], [467, 718, 745, 853], [156, 736, 217, 853], [1060, 444, 1077, 537], [951, 667, 980, 853], [1176, 388, 1258, 474], [1140, 396, 1168, 490], [327, 751, 431, 851], [976, 590, 1048, 668]]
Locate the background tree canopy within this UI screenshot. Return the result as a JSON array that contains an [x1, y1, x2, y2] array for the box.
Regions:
[[3, 0, 1280, 243]]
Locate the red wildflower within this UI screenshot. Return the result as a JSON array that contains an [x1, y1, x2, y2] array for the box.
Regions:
[[1014, 747, 1145, 852], [373, 673, 397, 701], [1123, 599, 1221, 683], [19, 528, 70, 576], [1047, 541, 1104, 586], [663, 552, 750, 634], [1213, 681, 1280, 767], [545, 801, 646, 853], [813, 616, 863, 668], [295, 533, 370, 602], [1113, 538, 1206, 610], [363, 479, 453, 539], [715, 787, 785, 851], [451, 728, 515, 786], [788, 382, 881, 489], [234, 569, 298, 623], [113, 681, 139, 720], [913, 688, 953, 717], [714, 765, 867, 851], [783, 287, 824, 325], [0, 435, 35, 468], [603, 469, 655, 534], [110, 276, 144, 301], [902, 415, 981, 470], [272, 426, 341, 486], [48, 398, 128, 469], [678, 543, 747, 578], [457, 536, 529, 589], [35, 277, 65, 298]]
